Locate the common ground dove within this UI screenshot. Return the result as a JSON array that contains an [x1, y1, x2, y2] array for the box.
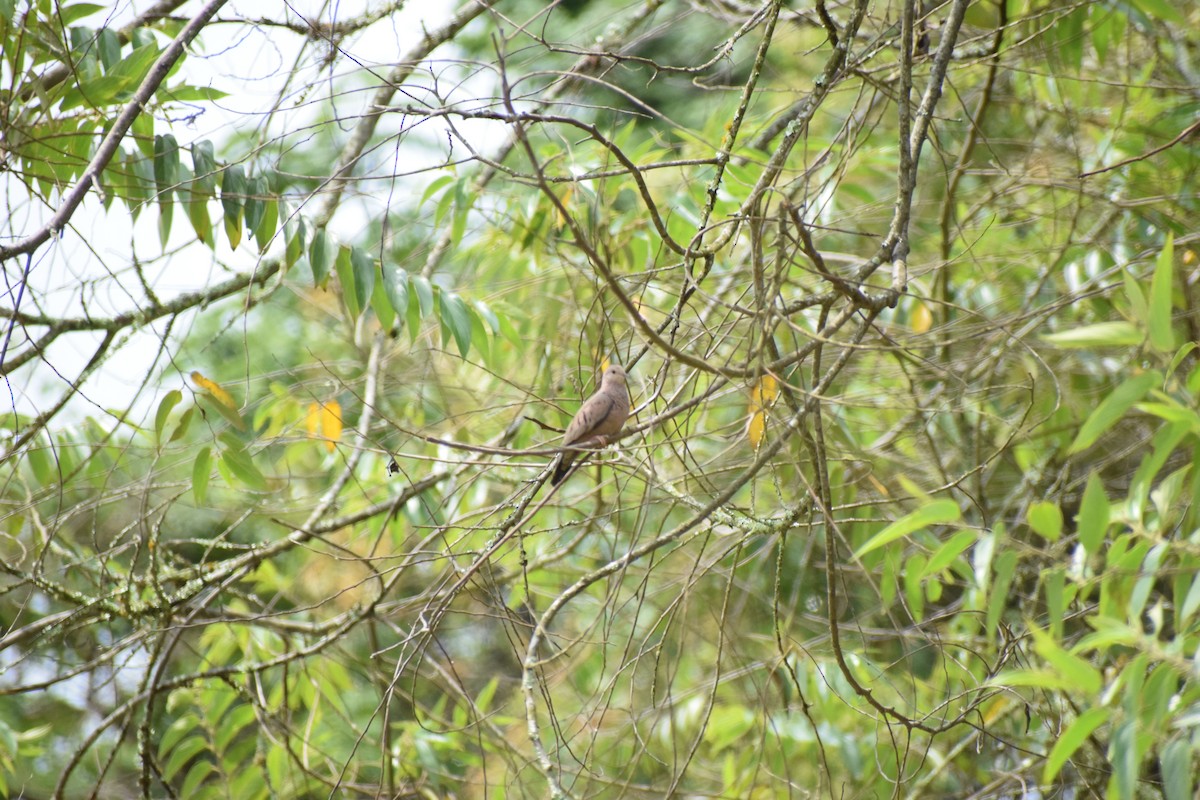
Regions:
[[551, 364, 631, 485]]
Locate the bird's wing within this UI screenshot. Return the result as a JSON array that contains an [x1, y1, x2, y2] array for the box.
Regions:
[[564, 394, 616, 446]]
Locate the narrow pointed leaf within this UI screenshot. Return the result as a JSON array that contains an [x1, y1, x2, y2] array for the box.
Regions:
[[154, 389, 182, 441], [1068, 372, 1159, 453], [220, 164, 244, 249], [349, 247, 374, 313], [192, 446, 211, 505], [1076, 472, 1109, 556], [1148, 234, 1175, 352], [854, 499, 961, 559], [309, 229, 330, 286]]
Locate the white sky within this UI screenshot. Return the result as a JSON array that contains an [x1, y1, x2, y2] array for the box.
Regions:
[[2, 0, 479, 426]]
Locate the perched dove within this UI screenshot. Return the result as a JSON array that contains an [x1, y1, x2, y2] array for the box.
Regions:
[[551, 364, 631, 485]]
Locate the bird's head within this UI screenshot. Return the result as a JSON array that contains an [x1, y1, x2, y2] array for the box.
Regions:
[[603, 364, 627, 385]]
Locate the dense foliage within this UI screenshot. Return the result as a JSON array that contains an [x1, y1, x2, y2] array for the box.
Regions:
[[2, 0, 1199, 797]]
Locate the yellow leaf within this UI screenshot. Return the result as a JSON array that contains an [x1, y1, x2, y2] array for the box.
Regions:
[[867, 472, 891, 498], [556, 186, 572, 228], [307, 400, 342, 451], [746, 410, 766, 449], [320, 400, 342, 450], [911, 301, 933, 334], [751, 375, 779, 409], [190, 371, 236, 409], [746, 375, 778, 448]]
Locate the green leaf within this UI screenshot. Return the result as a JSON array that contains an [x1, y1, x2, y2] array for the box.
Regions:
[[904, 552, 925, 619], [169, 406, 194, 442], [1161, 738, 1193, 800], [990, 669, 1077, 690], [1068, 371, 1159, 454], [25, 437, 54, 486], [1109, 720, 1136, 800], [1043, 707, 1109, 783], [334, 246, 360, 318], [309, 229, 330, 286], [1075, 617, 1138, 652], [381, 265, 409, 320], [242, 174, 266, 233], [158, 713, 201, 759], [1166, 341, 1197, 381], [119, 151, 155, 217], [410, 274, 433, 316], [1129, 420, 1189, 514], [109, 39, 159, 84], [153, 133, 179, 193], [1141, 663, 1177, 728], [1053, 7, 1085, 72], [420, 173, 455, 207], [62, 40, 157, 109], [60, 73, 129, 111], [1041, 321, 1143, 348], [254, 197, 278, 252], [1135, 399, 1200, 430], [197, 393, 245, 432], [163, 85, 229, 102], [285, 215, 306, 269], [370, 274, 395, 331], [474, 676, 500, 714], [180, 762, 216, 799], [349, 246, 375, 313], [920, 529, 976, 579], [154, 389, 182, 441], [439, 290, 472, 357], [163, 735, 207, 782], [468, 305, 489, 362], [704, 705, 756, 753], [987, 549, 1017, 639], [451, 183, 473, 248], [214, 704, 255, 754], [1076, 472, 1109, 556], [1150, 463, 1190, 524], [406, 280, 422, 342], [1029, 623, 1101, 694], [131, 28, 157, 49], [220, 445, 268, 492], [497, 309, 522, 346], [60, 3, 105, 24], [434, 179, 457, 227], [183, 181, 212, 246], [190, 140, 216, 195], [154, 134, 179, 246], [131, 109, 154, 156], [1148, 234, 1175, 352], [1027, 501, 1063, 542], [1089, 5, 1113, 58], [1180, 570, 1200, 624], [1128, 0, 1184, 23], [1123, 269, 1147, 323], [1128, 542, 1167, 621], [193, 446, 211, 505], [1044, 568, 1067, 639], [220, 164, 244, 249], [229, 767, 265, 798], [473, 300, 500, 334], [854, 499, 961, 559]]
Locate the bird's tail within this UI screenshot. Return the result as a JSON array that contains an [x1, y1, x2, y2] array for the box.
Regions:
[[550, 453, 575, 486]]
